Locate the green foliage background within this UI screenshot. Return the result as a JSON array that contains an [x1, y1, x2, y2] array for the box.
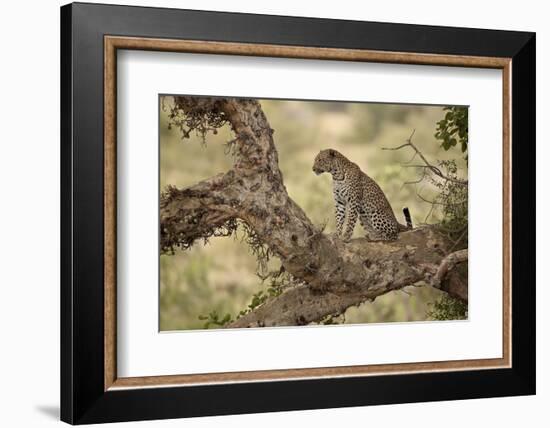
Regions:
[[159, 98, 468, 331]]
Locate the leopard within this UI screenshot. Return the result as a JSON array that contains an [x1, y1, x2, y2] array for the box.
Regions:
[[312, 149, 412, 242]]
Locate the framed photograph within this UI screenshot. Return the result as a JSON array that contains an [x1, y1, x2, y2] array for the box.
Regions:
[[61, 2, 535, 424]]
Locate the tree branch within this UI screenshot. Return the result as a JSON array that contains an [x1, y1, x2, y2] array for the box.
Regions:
[[431, 249, 468, 289], [160, 97, 468, 327], [160, 172, 241, 253], [229, 228, 468, 328], [383, 130, 468, 186]]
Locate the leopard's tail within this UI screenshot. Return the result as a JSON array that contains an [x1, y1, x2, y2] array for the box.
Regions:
[[398, 207, 413, 231]]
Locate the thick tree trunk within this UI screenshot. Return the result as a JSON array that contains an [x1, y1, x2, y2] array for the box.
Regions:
[[160, 97, 467, 328]]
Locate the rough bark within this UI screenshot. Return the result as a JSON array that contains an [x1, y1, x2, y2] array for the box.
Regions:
[[160, 97, 468, 328]]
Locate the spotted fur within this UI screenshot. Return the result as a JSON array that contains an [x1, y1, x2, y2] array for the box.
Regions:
[[312, 149, 411, 241]]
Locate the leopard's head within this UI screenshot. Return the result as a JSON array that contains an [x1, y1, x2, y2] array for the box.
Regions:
[[312, 149, 341, 176]]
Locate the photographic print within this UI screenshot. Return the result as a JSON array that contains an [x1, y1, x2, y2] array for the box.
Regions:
[[159, 96, 468, 331], [62, 6, 534, 422]]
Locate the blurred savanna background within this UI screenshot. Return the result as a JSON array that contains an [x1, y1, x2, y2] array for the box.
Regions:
[[160, 96, 468, 331]]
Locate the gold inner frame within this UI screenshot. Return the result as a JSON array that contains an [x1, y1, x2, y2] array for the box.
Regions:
[[104, 35, 512, 391]]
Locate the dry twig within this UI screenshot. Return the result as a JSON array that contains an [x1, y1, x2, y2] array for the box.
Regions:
[[383, 130, 468, 186]]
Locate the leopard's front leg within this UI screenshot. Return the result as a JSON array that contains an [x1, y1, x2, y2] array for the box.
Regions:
[[333, 185, 347, 238], [342, 205, 358, 242], [334, 199, 346, 237]]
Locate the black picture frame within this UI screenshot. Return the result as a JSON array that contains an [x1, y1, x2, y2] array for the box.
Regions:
[[61, 2, 535, 424]]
